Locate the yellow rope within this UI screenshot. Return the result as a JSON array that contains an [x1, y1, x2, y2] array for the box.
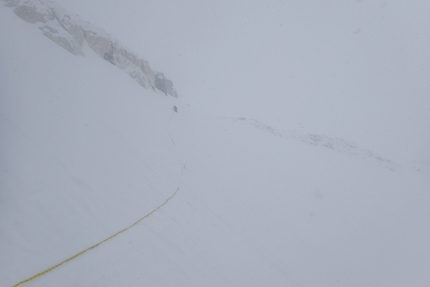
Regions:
[[12, 186, 181, 287]]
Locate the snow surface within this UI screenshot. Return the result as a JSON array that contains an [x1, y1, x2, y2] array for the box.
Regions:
[[1, 0, 177, 97], [1, 2, 430, 287], [51, 0, 430, 163]]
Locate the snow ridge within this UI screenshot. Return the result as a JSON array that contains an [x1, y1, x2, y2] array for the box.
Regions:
[[232, 117, 399, 171], [2, 0, 178, 98]]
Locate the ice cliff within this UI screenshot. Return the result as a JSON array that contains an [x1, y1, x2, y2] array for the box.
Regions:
[[2, 0, 178, 98]]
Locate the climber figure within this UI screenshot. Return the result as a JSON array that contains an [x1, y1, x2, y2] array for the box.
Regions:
[[172, 105, 178, 113]]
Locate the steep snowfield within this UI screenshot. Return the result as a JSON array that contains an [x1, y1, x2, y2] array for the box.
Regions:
[[1, 3, 430, 287], [51, 0, 430, 163], [1, 0, 178, 97]]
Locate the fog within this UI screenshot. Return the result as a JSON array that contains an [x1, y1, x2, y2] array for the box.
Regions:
[[1, 1, 430, 286], [53, 0, 430, 163]]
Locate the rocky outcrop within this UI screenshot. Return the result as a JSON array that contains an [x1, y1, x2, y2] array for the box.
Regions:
[[2, 0, 178, 97], [155, 72, 178, 98]]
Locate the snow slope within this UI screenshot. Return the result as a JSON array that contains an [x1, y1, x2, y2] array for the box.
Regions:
[[1, 0, 178, 97], [52, 0, 430, 163], [1, 3, 430, 287]]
